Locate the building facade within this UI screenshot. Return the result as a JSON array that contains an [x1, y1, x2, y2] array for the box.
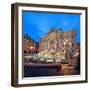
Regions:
[[24, 34, 36, 54], [39, 28, 76, 58]]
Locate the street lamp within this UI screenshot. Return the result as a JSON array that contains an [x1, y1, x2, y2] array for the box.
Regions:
[[30, 46, 34, 55], [65, 39, 68, 42], [30, 46, 34, 49], [69, 42, 72, 46]]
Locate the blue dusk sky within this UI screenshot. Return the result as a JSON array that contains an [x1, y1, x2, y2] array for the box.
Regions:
[[23, 11, 80, 43]]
